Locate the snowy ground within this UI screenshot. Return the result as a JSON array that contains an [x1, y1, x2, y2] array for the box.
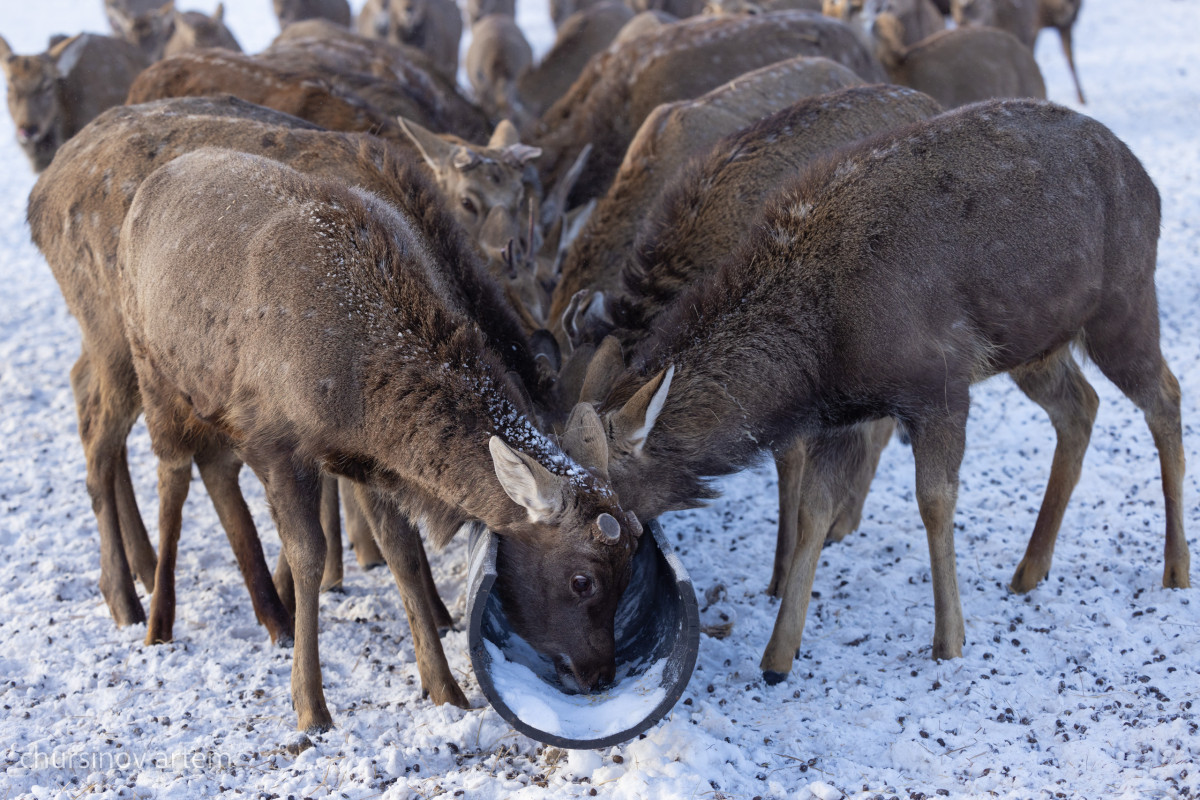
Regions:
[[1, 1, 1199, 798]]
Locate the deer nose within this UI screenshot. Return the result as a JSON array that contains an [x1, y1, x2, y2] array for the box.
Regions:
[[16, 125, 38, 143]]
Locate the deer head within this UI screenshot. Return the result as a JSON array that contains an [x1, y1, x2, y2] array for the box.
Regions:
[[488, 433, 643, 692], [0, 34, 69, 171]]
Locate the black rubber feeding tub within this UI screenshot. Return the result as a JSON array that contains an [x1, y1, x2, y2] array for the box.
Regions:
[[467, 519, 699, 749]]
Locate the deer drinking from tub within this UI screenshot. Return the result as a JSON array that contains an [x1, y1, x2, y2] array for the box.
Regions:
[[573, 98, 1187, 684]]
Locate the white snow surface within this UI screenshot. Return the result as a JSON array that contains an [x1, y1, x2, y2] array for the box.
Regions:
[[1, 1, 1199, 798], [483, 642, 668, 740]]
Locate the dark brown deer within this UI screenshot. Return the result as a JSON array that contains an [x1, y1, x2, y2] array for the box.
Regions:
[[275, 0, 353, 29], [581, 99, 1187, 684], [822, 0, 945, 45], [563, 85, 941, 599], [388, 0, 463, 82], [26, 96, 549, 643], [465, 14, 533, 125], [529, 10, 886, 207], [117, 147, 643, 731], [515, 1, 634, 122]]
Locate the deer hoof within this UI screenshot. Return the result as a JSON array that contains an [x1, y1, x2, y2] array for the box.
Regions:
[[427, 681, 471, 709], [1009, 559, 1047, 594], [762, 670, 789, 686], [1162, 564, 1190, 589], [298, 708, 333, 734], [319, 579, 345, 594]]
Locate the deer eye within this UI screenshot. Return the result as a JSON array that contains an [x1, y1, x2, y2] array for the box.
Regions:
[[460, 197, 478, 216], [570, 574, 594, 597]]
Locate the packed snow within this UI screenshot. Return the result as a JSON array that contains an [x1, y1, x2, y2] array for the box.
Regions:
[[1, 1, 1198, 798]]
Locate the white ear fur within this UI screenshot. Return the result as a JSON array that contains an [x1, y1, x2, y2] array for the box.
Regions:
[[489, 436, 563, 522], [624, 364, 674, 456]]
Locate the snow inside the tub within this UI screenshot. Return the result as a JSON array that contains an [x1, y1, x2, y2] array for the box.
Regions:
[[483, 641, 668, 740]]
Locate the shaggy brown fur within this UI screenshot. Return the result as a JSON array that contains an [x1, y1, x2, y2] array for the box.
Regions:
[[26, 96, 548, 647], [597, 99, 1185, 683], [117, 148, 642, 731], [529, 11, 886, 207], [549, 56, 866, 340]]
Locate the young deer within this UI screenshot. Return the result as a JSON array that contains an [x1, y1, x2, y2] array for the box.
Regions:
[[529, 10, 886, 208], [565, 85, 942, 593], [117, 147, 642, 731], [583, 99, 1187, 683], [27, 96, 549, 644], [0, 33, 147, 171]]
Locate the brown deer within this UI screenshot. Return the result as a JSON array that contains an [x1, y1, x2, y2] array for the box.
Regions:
[[822, 0, 945, 45], [515, 1, 634, 123], [26, 95, 549, 641], [467, 0, 516, 26], [550, 56, 868, 348], [1036, 0, 1084, 104], [264, 20, 490, 141], [529, 10, 886, 208], [864, 10, 1046, 108], [950, 0, 1037, 47], [388, 0, 463, 82], [160, 4, 242, 59], [465, 14, 533, 125], [104, 0, 172, 40], [705, 0, 823, 15], [564, 85, 941, 596], [0, 33, 147, 171], [579, 98, 1187, 684], [116, 146, 643, 731], [275, 0, 354, 29]]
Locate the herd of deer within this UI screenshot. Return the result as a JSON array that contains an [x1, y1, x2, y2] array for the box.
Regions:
[[2, 0, 1188, 736]]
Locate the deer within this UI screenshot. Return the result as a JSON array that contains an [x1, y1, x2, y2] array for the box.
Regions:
[[160, 4, 242, 60], [26, 94, 553, 644], [387, 0, 463, 82], [467, 0, 516, 27], [0, 32, 147, 171], [116, 146, 644, 731], [851, 6, 1045, 108], [561, 84, 941, 594], [275, 0, 354, 29], [950, 0, 1036, 47], [529, 10, 886, 208], [550, 0, 616, 28], [550, 56, 868, 350], [568, 98, 1187, 687], [357, 0, 392, 39], [465, 14, 533, 125], [822, 0, 945, 46], [704, 0, 823, 15], [264, 19, 491, 141], [1036, 0, 1085, 104], [629, 0, 709, 19], [104, 0, 172, 40], [515, 1, 635, 123]]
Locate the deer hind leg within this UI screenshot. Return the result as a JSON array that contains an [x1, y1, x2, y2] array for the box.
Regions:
[[761, 427, 871, 683], [319, 474, 345, 592], [73, 352, 145, 627], [908, 411, 969, 661], [257, 457, 332, 732], [274, 544, 296, 618], [195, 444, 294, 645], [1086, 320, 1188, 589], [339, 477, 385, 568], [828, 418, 895, 543], [113, 444, 158, 593], [768, 443, 807, 598], [145, 455, 191, 645], [1008, 350, 1099, 593], [355, 484, 469, 708]]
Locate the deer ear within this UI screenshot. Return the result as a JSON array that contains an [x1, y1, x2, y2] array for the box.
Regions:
[[488, 118, 520, 149], [561, 402, 610, 481], [609, 364, 674, 457], [212, 2, 224, 22], [579, 334, 624, 405], [489, 436, 564, 522], [398, 116, 454, 171]]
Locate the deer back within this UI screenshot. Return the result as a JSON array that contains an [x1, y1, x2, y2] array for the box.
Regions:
[[531, 11, 886, 208], [891, 25, 1046, 108], [549, 55, 865, 340]]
